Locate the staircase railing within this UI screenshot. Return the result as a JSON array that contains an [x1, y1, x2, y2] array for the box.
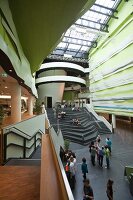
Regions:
[[3, 127, 43, 163], [85, 104, 112, 132], [2, 114, 45, 163]]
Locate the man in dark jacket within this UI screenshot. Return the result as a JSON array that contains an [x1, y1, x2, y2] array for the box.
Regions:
[[83, 179, 94, 200]]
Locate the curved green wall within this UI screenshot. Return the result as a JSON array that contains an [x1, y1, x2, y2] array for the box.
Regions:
[[0, 0, 95, 96]]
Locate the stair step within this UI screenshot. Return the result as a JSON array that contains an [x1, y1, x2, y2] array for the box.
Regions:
[[5, 159, 41, 166], [46, 108, 112, 145]]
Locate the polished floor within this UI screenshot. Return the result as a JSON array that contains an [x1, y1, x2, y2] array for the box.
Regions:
[[1, 112, 34, 128], [70, 120, 133, 200]]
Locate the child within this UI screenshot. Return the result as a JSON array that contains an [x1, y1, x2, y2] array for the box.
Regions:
[[83, 179, 94, 200], [81, 157, 88, 180]]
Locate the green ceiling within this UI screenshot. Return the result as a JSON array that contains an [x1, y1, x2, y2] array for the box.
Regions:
[[9, 0, 95, 73]]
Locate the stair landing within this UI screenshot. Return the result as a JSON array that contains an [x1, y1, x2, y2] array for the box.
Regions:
[[0, 166, 40, 200]]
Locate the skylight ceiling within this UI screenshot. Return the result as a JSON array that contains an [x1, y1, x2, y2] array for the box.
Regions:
[[49, 0, 121, 62]]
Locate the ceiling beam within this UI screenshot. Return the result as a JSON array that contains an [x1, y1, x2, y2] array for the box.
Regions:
[[48, 55, 88, 63], [89, 8, 118, 19], [79, 17, 109, 32], [94, 3, 118, 13], [81, 17, 108, 27], [55, 47, 87, 53], [75, 22, 109, 33], [64, 35, 97, 44], [62, 40, 91, 47]]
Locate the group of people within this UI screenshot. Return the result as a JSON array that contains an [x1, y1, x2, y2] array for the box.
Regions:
[[89, 135, 112, 169], [81, 177, 113, 200], [64, 150, 77, 190], [57, 111, 66, 119], [63, 134, 113, 200], [72, 107, 80, 111], [81, 156, 113, 200], [72, 118, 81, 126]]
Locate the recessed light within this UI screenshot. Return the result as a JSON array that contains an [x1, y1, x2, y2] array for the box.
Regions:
[[5, 86, 8, 88], [9, 69, 12, 72]]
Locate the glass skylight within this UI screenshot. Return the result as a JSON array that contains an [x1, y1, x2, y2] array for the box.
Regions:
[[50, 0, 121, 61], [68, 44, 81, 50]]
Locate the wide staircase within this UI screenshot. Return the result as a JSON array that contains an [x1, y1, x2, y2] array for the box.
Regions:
[[46, 107, 112, 145]]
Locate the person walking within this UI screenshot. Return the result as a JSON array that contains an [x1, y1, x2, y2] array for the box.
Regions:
[[83, 179, 94, 200], [81, 157, 88, 180], [106, 179, 114, 200], [98, 146, 105, 167]]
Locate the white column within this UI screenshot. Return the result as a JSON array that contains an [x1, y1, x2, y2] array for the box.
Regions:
[[112, 114, 116, 129], [11, 83, 21, 123], [28, 95, 34, 115]]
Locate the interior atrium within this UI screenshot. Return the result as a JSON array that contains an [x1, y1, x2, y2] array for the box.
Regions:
[[0, 0, 133, 200]]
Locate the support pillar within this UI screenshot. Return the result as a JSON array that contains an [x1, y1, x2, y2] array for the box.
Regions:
[[28, 95, 34, 116], [11, 83, 21, 123], [112, 114, 116, 133]]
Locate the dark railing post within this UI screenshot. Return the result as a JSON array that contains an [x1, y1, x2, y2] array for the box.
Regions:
[[4, 134, 7, 163], [23, 138, 26, 158], [34, 135, 36, 151]]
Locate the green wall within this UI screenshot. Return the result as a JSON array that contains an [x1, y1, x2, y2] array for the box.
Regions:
[[0, 0, 95, 97], [63, 91, 77, 101], [8, 0, 95, 73], [89, 1, 133, 116], [0, 0, 37, 96]]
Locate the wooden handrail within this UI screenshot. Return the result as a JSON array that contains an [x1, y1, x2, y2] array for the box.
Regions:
[[0, 129, 4, 165], [49, 131, 70, 200], [40, 133, 70, 200]]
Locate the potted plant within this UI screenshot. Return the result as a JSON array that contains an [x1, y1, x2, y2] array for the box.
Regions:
[[64, 139, 70, 151], [33, 100, 42, 115]]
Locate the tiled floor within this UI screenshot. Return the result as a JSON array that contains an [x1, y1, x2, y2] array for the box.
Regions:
[[69, 120, 133, 200]]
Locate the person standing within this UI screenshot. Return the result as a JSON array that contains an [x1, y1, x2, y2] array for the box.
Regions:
[[90, 145, 96, 166], [98, 146, 105, 167], [106, 137, 112, 154], [105, 146, 110, 169], [106, 179, 114, 200], [69, 156, 76, 190], [41, 102, 45, 114], [81, 157, 88, 180], [96, 134, 101, 145], [83, 179, 94, 200], [89, 141, 94, 153]]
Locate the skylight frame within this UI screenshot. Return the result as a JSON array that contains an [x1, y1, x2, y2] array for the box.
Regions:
[[49, 0, 122, 62]]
